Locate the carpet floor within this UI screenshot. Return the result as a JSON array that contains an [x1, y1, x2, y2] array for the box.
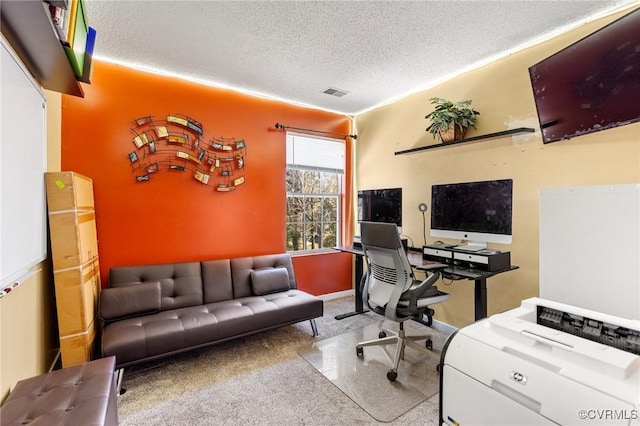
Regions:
[[118, 296, 450, 425]]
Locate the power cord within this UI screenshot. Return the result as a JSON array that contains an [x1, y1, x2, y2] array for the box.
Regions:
[[441, 271, 464, 284], [401, 234, 415, 249]]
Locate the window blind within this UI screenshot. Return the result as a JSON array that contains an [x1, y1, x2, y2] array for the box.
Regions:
[[286, 133, 345, 174]]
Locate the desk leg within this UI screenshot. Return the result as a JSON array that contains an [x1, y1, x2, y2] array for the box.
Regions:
[[474, 278, 488, 321], [335, 252, 369, 320]]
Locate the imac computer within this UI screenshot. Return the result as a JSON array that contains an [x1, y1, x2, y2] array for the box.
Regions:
[[430, 179, 513, 251], [357, 188, 402, 234]]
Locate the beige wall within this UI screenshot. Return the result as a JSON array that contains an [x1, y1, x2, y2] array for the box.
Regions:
[[355, 7, 640, 328], [0, 91, 61, 401]]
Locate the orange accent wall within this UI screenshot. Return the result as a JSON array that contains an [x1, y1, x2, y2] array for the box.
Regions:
[[61, 60, 353, 295], [291, 252, 354, 296]]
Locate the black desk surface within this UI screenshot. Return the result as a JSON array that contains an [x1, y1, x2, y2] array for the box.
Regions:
[[335, 245, 518, 280], [334, 245, 518, 321]]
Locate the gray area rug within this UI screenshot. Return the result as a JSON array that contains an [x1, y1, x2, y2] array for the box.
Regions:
[[300, 321, 442, 422], [118, 296, 448, 425]]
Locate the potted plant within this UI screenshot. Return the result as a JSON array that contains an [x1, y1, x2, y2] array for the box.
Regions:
[[425, 97, 480, 142]]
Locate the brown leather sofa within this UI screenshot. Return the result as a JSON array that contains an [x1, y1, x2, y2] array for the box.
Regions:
[[99, 253, 323, 371]]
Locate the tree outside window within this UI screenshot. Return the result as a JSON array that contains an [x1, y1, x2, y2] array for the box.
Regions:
[[285, 133, 344, 252], [286, 169, 340, 251]]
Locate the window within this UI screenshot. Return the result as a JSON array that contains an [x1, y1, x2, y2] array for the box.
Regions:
[[286, 133, 345, 252]]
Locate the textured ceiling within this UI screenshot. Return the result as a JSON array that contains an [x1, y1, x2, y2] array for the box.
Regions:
[[86, 0, 637, 115]]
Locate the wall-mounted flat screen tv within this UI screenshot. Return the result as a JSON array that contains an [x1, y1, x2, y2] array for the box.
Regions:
[[529, 8, 640, 144]]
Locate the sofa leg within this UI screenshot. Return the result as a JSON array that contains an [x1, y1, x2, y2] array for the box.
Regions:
[[115, 368, 126, 395], [310, 318, 319, 336]]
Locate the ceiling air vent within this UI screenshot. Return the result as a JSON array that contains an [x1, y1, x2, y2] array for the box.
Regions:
[[322, 87, 350, 97]]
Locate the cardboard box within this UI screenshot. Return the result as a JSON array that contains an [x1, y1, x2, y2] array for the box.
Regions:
[[59, 324, 97, 368], [45, 171, 101, 368], [53, 259, 100, 336], [49, 210, 98, 270], [45, 171, 95, 212]]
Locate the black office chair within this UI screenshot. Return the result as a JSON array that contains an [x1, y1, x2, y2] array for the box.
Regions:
[[355, 221, 450, 381]]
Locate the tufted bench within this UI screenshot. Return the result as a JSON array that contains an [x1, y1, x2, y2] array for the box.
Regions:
[[0, 356, 118, 426]]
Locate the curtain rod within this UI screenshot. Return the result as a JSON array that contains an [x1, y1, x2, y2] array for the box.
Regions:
[[274, 123, 357, 139]]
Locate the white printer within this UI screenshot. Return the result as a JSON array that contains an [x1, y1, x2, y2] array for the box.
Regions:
[[440, 297, 640, 425]]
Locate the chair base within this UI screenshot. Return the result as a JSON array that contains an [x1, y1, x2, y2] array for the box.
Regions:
[[355, 322, 439, 381]]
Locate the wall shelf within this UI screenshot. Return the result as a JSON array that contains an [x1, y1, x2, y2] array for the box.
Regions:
[[394, 127, 535, 155], [1, 1, 84, 97]]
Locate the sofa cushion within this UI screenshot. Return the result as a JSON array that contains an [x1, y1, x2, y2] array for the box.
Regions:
[[201, 259, 233, 304], [250, 267, 290, 295], [108, 262, 203, 310], [100, 281, 161, 322], [231, 254, 297, 298]]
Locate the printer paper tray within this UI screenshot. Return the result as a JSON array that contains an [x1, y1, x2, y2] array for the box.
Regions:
[[443, 332, 636, 425], [442, 365, 557, 426]]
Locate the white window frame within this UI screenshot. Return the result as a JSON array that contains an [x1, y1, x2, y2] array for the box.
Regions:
[[285, 132, 345, 253]]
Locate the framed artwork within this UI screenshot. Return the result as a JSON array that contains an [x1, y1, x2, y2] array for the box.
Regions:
[[127, 114, 247, 191]]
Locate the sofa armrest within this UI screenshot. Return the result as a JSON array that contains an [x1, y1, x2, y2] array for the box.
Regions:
[[99, 281, 161, 322]]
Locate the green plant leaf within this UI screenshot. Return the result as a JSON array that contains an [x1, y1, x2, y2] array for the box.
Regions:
[[425, 97, 479, 139]]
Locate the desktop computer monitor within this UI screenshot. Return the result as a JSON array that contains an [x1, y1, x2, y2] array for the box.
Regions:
[[357, 188, 402, 234], [430, 179, 513, 251]]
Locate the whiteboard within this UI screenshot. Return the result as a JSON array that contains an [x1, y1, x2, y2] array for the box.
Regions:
[[1, 37, 47, 287], [540, 184, 640, 321]]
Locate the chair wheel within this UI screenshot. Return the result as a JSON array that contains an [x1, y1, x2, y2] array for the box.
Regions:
[[378, 331, 387, 338], [356, 346, 364, 358], [426, 338, 433, 351], [436, 364, 441, 373], [387, 370, 397, 382]]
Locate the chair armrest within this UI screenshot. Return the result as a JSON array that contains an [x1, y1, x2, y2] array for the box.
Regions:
[[409, 271, 441, 301], [399, 268, 445, 314]]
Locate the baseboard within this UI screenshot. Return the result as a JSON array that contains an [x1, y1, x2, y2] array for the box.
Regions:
[[318, 289, 354, 301], [430, 319, 457, 336], [49, 351, 61, 372]]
